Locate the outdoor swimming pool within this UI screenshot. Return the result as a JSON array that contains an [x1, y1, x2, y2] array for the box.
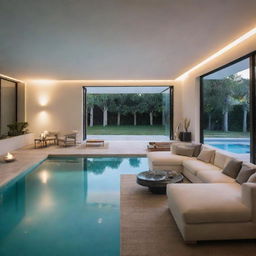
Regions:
[[0, 156, 148, 256], [205, 139, 250, 154]]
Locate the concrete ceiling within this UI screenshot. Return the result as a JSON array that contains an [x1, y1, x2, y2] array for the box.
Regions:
[[0, 0, 256, 80]]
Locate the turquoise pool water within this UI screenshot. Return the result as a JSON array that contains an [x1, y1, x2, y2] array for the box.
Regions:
[[209, 143, 250, 154], [0, 156, 148, 256], [204, 139, 250, 154]]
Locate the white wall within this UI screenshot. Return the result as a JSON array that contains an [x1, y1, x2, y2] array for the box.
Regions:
[[26, 81, 182, 141], [26, 81, 84, 140], [181, 33, 256, 142]]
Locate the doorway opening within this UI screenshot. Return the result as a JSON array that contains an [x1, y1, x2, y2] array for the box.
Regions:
[[83, 86, 173, 141]]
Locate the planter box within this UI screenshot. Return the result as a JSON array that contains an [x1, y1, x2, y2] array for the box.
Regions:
[[179, 132, 192, 142], [0, 133, 34, 155]]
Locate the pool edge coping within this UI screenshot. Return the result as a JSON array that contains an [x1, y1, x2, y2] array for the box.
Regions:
[[0, 153, 147, 191]]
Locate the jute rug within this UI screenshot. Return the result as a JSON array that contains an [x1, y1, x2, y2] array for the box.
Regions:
[[120, 175, 256, 256]]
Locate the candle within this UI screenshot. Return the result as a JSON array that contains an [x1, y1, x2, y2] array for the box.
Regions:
[[4, 152, 15, 162]]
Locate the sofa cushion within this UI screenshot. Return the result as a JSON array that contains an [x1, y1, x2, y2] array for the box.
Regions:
[[175, 145, 194, 157], [222, 159, 242, 178], [236, 165, 256, 184], [192, 143, 202, 157], [167, 183, 250, 224], [147, 152, 190, 167], [183, 159, 220, 175], [214, 151, 232, 169], [197, 170, 236, 183], [248, 172, 256, 182], [197, 149, 215, 163]]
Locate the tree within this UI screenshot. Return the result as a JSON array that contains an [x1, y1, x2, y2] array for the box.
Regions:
[[87, 94, 95, 127], [205, 77, 237, 132], [123, 94, 142, 126], [108, 94, 127, 126], [203, 81, 217, 130], [94, 95, 112, 127], [142, 94, 162, 126], [232, 77, 249, 132]]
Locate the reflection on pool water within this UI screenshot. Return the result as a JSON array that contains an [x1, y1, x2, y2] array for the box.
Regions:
[[0, 156, 148, 256], [204, 139, 250, 154], [208, 143, 250, 154]]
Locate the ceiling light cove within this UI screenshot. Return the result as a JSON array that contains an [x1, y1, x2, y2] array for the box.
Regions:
[[176, 27, 256, 81]]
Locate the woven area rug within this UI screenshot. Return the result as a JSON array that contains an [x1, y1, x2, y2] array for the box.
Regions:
[[120, 174, 256, 256]]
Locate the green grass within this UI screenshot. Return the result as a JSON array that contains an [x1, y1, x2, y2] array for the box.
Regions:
[[204, 130, 250, 138], [87, 125, 165, 135]]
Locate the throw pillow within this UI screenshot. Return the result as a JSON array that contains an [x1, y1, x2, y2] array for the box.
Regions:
[[192, 143, 202, 157], [222, 159, 242, 179], [175, 145, 194, 157], [248, 172, 256, 183], [197, 149, 215, 163], [236, 166, 256, 184], [171, 143, 183, 154]]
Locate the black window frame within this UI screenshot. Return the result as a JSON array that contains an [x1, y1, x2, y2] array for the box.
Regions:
[[200, 50, 256, 163]]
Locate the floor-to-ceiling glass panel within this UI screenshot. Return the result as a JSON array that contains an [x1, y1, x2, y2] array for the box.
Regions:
[[0, 79, 16, 136], [202, 58, 250, 161], [84, 87, 172, 141], [162, 88, 171, 138]]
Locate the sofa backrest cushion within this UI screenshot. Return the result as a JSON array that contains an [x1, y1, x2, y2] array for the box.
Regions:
[[248, 172, 256, 183], [236, 166, 256, 184], [172, 142, 201, 157], [175, 145, 195, 157], [192, 143, 202, 157], [197, 149, 215, 163], [214, 151, 232, 169], [222, 159, 242, 179]]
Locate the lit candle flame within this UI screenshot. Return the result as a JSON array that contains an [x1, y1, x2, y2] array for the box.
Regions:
[[6, 152, 14, 160]]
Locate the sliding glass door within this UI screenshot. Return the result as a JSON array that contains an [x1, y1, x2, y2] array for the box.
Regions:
[[201, 52, 256, 163]]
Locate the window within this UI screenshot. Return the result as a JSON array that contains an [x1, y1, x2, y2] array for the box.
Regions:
[[200, 52, 256, 163], [0, 78, 17, 136]]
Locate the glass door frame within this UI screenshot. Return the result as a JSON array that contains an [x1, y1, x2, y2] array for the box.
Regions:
[[82, 86, 174, 141], [200, 51, 256, 163], [0, 77, 18, 135]]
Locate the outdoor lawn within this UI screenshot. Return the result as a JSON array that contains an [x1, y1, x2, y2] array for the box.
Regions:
[[87, 125, 165, 135], [204, 130, 250, 138]]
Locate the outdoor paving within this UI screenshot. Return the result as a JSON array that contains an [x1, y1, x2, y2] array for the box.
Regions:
[[87, 135, 170, 141]]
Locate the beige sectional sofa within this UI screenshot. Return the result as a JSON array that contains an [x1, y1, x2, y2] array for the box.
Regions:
[[147, 144, 256, 243]]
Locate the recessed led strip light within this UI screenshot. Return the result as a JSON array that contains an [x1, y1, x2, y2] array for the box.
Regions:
[[175, 27, 256, 81], [28, 79, 174, 85], [0, 73, 24, 83]]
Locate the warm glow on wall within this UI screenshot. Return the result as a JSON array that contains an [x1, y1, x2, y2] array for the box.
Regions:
[[176, 27, 256, 80], [32, 79, 57, 85], [38, 95, 49, 106], [37, 111, 50, 126]]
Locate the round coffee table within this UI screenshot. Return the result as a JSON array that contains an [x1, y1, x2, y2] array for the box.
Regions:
[[136, 170, 183, 194]]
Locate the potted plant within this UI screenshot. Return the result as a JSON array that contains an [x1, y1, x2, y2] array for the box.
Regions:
[[7, 122, 29, 136], [179, 118, 192, 142]]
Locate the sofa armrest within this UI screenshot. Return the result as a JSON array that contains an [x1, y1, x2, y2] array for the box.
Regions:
[[241, 183, 256, 222]]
